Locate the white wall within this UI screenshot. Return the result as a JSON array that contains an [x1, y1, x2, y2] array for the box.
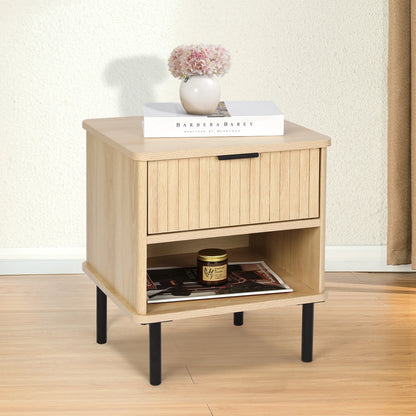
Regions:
[[0, 0, 388, 251]]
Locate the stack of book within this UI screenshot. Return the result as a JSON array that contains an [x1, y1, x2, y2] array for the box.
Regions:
[[142, 101, 284, 138]]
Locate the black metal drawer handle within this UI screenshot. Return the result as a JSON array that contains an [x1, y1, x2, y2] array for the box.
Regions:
[[217, 153, 259, 161]]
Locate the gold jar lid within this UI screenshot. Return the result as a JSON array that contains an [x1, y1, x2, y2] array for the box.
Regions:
[[197, 248, 228, 262]]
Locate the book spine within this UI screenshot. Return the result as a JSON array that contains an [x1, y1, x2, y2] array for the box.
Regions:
[[143, 115, 284, 138]]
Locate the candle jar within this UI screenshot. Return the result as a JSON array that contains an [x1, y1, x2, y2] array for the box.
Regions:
[[197, 248, 228, 286]]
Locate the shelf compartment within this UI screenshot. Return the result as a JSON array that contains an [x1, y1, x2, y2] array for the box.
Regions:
[[143, 228, 324, 322]]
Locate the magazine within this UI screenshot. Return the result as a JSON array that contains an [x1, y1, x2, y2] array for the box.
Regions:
[[147, 261, 293, 304]]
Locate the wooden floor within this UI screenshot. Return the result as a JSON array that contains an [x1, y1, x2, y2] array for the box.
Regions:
[[0, 272, 415, 415]]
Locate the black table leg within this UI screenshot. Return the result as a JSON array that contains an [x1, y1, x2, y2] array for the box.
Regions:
[[149, 322, 162, 385], [234, 312, 244, 326], [301, 303, 314, 362], [96, 286, 107, 344]]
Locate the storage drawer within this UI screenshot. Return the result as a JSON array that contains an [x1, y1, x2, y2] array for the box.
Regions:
[[147, 149, 320, 234]]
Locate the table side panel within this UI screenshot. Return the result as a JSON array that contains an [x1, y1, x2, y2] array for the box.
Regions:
[[86, 134, 147, 313], [136, 160, 148, 313], [318, 148, 327, 293]]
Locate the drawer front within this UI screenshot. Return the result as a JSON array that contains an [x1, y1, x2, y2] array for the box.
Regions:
[[147, 149, 320, 234]]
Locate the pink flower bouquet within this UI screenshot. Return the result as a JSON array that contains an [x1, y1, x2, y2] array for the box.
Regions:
[[168, 44, 231, 79]]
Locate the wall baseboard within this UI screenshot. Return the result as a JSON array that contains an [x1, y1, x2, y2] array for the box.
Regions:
[[0, 248, 86, 275], [325, 246, 414, 272], [0, 246, 414, 275]]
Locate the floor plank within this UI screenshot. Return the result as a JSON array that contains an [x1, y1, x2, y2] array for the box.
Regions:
[[0, 273, 415, 415]]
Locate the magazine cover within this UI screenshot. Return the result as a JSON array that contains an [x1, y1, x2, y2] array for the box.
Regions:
[[147, 261, 293, 304]]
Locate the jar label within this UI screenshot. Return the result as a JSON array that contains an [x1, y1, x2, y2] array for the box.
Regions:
[[202, 264, 227, 282]]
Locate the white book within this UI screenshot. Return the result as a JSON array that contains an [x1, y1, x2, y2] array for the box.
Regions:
[[142, 101, 284, 138]]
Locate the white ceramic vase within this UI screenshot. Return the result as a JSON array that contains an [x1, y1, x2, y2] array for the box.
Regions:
[[179, 75, 220, 115]]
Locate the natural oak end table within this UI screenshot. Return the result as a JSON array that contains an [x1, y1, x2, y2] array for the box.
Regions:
[[82, 116, 330, 385]]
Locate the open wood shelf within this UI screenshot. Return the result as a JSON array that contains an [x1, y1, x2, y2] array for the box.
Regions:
[[146, 245, 324, 322]]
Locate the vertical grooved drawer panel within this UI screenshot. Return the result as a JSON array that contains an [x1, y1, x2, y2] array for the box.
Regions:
[[147, 150, 320, 234]]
